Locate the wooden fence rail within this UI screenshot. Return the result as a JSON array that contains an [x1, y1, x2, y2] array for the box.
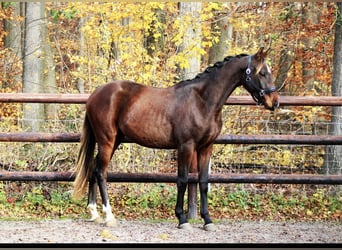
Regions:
[[1, 132, 342, 145], [1, 93, 341, 183], [1, 93, 342, 106], [0, 171, 341, 184], [1, 93, 342, 219]]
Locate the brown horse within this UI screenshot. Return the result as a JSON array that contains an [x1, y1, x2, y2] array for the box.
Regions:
[[73, 47, 279, 231]]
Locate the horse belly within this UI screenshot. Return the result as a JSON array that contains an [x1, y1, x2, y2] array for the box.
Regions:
[[120, 108, 175, 149]]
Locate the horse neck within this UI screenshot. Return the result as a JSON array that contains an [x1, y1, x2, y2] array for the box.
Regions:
[[197, 59, 245, 112]]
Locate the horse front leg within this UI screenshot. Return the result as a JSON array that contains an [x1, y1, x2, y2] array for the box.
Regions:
[[198, 145, 215, 231], [175, 143, 194, 230]]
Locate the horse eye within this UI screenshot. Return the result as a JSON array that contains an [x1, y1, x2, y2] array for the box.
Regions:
[[259, 71, 266, 77]]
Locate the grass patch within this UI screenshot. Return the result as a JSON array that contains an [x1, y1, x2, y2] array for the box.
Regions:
[[0, 182, 341, 222]]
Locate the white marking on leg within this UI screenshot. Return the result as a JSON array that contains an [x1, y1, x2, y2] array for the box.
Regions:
[[87, 203, 100, 221], [102, 201, 115, 223]]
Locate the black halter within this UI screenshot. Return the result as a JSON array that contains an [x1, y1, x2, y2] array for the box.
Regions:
[[245, 56, 277, 105]]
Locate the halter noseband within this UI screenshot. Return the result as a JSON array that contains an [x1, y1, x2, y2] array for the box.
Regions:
[[245, 56, 277, 105]]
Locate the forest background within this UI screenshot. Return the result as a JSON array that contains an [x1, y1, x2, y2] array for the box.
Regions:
[[0, 2, 341, 221]]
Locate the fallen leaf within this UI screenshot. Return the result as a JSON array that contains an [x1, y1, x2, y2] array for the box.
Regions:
[[100, 229, 119, 241], [157, 233, 169, 240]]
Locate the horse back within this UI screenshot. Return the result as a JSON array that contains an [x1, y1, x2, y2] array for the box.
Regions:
[[86, 80, 222, 149], [86, 81, 177, 148]]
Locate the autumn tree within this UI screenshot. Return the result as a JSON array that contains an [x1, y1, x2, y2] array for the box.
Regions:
[[0, 1, 339, 178], [273, 2, 298, 90], [324, 2, 342, 177]]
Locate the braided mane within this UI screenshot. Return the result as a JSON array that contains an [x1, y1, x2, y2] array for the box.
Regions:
[[176, 53, 249, 87]]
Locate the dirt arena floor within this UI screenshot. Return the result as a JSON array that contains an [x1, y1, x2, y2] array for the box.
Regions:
[[0, 218, 341, 244]]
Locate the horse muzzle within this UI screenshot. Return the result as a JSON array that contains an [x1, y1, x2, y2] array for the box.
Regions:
[[263, 92, 279, 111]]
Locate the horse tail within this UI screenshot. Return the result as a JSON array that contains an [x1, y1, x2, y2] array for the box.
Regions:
[[73, 114, 96, 199]]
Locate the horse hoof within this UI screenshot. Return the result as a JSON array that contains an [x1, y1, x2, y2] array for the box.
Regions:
[[178, 223, 192, 230], [203, 223, 216, 231], [94, 217, 104, 224], [105, 218, 117, 227], [87, 216, 103, 224]]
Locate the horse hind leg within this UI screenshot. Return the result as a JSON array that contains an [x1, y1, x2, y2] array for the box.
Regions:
[[87, 171, 102, 223], [175, 143, 194, 230], [95, 142, 119, 227]]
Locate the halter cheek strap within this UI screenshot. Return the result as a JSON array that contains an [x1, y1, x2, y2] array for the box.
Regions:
[[245, 56, 277, 105]]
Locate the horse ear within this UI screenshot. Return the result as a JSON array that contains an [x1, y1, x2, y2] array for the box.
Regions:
[[255, 47, 267, 61], [265, 48, 271, 57]]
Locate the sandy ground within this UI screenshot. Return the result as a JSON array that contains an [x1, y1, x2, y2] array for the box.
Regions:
[[0, 219, 341, 244]]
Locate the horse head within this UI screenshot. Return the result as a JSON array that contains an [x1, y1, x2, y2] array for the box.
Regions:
[[242, 47, 279, 111]]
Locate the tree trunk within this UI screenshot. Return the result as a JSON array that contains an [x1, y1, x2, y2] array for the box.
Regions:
[[301, 2, 320, 92], [22, 2, 45, 132], [208, 9, 232, 64], [4, 2, 25, 88], [4, 2, 24, 57], [274, 49, 295, 92], [274, 3, 296, 92], [178, 2, 202, 80], [43, 8, 58, 120], [324, 2, 342, 178]]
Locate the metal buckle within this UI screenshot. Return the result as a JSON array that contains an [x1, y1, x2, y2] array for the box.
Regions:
[[246, 68, 251, 82]]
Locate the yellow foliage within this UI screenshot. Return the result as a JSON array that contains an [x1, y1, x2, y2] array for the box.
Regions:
[[0, 2, 336, 175]]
